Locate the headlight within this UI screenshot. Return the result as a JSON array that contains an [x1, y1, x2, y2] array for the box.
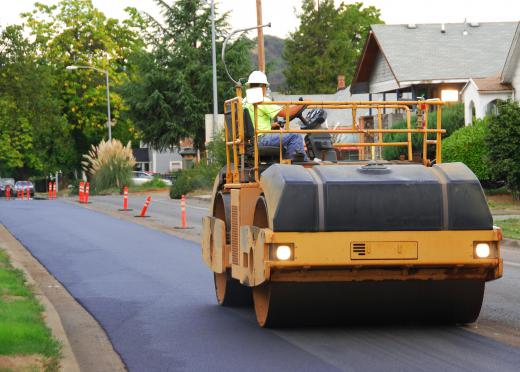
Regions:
[[275, 245, 292, 260], [475, 243, 490, 258]]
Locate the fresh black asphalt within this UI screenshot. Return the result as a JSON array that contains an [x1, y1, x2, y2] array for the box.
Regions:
[[1, 199, 520, 372]]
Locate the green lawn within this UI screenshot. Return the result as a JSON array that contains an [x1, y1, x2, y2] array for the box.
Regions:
[[495, 219, 520, 240], [0, 249, 60, 370]]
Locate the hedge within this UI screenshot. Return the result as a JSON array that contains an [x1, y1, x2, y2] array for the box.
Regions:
[[383, 103, 464, 160], [442, 118, 491, 181]]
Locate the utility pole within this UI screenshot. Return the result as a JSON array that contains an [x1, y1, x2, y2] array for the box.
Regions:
[[105, 54, 112, 141], [256, 0, 265, 72], [209, 0, 218, 139]]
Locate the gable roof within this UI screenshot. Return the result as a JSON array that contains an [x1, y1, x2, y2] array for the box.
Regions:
[[352, 22, 519, 93], [472, 77, 513, 92], [461, 77, 513, 94]]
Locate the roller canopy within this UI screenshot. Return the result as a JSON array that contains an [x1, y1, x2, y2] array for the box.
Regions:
[[259, 163, 492, 232]]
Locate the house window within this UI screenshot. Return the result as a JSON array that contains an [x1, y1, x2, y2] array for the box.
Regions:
[[486, 100, 499, 117], [169, 161, 182, 172], [136, 162, 150, 172], [441, 89, 459, 102]]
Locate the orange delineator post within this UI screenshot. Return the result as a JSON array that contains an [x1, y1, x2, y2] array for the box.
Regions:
[[48, 182, 52, 199], [53, 182, 57, 199], [79, 182, 85, 203], [22, 187, 26, 200], [84, 182, 90, 204], [123, 186, 128, 209], [138, 196, 152, 217], [181, 194, 187, 229], [5, 186, 10, 200]]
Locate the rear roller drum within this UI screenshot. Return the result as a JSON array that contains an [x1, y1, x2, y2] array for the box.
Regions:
[[214, 272, 252, 307]]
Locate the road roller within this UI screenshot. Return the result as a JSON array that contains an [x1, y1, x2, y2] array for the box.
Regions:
[[201, 86, 503, 327]]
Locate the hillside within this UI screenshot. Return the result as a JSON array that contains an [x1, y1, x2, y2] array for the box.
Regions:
[[250, 35, 287, 92]]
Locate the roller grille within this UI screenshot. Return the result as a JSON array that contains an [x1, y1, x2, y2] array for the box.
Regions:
[[352, 242, 366, 256]]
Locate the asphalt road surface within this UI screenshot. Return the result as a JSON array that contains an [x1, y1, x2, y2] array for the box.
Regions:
[[83, 192, 209, 237], [1, 199, 520, 372]]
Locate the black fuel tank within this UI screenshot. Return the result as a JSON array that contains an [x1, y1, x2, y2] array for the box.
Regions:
[[260, 163, 492, 232]]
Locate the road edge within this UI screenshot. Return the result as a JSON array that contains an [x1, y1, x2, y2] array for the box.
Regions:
[[0, 224, 80, 372], [0, 224, 126, 372]]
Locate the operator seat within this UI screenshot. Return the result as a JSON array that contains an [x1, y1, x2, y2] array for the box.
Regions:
[[243, 108, 286, 162]]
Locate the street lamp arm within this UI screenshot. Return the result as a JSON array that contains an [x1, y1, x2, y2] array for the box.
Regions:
[[66, 65, 107, 74], [221, 22, 271, 85]]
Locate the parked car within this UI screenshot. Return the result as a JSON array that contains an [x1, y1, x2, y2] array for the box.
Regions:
[[0, 178, 15, 196], [14, 181, 35, 197], [131, 171, 172, 186]]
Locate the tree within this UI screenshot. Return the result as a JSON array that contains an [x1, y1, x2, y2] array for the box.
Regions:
[[487, 100, 520, 199], [22, 0, 143, 167], [283, 0, 382, 94], [0, 25, 74, 177], [123, 0, 253, 151]]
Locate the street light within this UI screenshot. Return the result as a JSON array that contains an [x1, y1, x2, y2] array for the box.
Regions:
[[202, 0, 219, 139], [66, 59, 112, 141]]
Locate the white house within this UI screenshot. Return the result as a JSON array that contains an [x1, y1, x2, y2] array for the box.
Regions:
[[462, 22, 520, 124], [461, 77, 513, 125], [133, 143, 183, 174]]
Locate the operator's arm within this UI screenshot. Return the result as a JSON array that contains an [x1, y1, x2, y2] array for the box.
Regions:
[[259, 104, 304, 129], [277, 105, 304, 119]]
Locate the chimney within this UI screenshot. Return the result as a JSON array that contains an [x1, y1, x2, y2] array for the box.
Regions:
[[337, 75, 346, 91]]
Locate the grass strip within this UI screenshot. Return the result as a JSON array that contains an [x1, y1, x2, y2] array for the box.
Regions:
[[495, 219, 520, 240], [0, 248, 60, 368]]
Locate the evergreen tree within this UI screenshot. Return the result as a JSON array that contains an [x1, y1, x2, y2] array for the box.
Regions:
[[123, 0, 253, 150], [283, 0, 382, 94]]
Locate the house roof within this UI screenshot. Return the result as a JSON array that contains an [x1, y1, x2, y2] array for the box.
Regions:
[[501, 22, 520, 83], [352, 22, 519, 93], [471, 77, 513, 92]]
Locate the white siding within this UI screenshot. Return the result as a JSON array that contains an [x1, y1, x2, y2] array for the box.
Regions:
[[462, 81, 512, 125]]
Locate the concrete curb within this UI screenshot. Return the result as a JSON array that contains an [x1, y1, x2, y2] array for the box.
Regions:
[[0, 225, 80, 372], [190, 194, 212, 201]]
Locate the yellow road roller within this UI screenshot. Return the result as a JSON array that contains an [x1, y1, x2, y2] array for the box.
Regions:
[[202, 86, 502, 327]]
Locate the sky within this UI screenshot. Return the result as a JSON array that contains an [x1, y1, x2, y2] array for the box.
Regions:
[[0, 0, 519, 38]]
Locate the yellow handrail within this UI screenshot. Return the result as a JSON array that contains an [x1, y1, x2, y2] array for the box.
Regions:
[[222, 94, 445, 185]]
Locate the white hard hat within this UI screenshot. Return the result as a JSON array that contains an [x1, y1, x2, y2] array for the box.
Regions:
[[247, 70, 269, 86]]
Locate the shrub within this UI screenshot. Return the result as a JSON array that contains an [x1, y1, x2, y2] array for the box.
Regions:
[[140, 178, 168, 188], [383, 103, 464, 160], [170, 163, 220, 199], [487, 100, 520, 199], [206, 130, 226, 167], [442, 118, 491, 181], [82, 139, 135, 192]]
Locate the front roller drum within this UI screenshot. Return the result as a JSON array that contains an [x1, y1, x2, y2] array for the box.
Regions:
[[253, 280, 485, 328], [214, 271, 252, 307]]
